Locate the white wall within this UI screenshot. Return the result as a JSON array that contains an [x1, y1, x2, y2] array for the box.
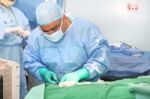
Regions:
[[66, 0, 150, 51]]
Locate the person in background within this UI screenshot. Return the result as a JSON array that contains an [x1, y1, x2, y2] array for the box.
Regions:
[[0, 0, 30, 98], [14, 0, 64, 29], [23, 1, 109, 85]]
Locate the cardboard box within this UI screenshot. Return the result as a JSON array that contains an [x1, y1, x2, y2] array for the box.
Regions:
[[0, 59, 20, 99]]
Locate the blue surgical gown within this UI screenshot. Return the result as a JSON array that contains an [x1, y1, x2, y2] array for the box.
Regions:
[[14, 0, 63, 29], [23, 17, 109, 81], [0, 5, 30, 99]]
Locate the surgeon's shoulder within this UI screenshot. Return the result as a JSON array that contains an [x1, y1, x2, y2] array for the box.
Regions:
[[74, 17, 102, 37], [27, 27, 42, 44], [74, 17, 99, 29]]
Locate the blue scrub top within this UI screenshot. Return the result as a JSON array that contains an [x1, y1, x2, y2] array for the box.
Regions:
[[23, 17, 109, 81]]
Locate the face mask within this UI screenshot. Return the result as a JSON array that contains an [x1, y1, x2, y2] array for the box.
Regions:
[[43, 29, 64, 42], [43, 16, 65, 42], [0, 0, 15, 7]]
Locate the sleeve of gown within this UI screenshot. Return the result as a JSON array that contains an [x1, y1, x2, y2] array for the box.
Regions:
[[83, 24, 110, 79], [23, 31, 45, 80]]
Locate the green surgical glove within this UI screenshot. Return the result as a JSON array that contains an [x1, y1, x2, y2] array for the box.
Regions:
[[39, 68, 58, 84], [60, 68, 90, 82]]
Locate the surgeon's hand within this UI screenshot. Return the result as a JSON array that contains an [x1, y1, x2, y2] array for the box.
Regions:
[[60, 68, 90, 82], [39, 68, 58, 84]]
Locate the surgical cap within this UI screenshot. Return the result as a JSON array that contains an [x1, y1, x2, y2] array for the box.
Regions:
[[36, 1, 62, 26]]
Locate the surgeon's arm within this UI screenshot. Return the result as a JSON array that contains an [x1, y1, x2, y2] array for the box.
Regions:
[[83, 25, 110, 79], [23, 38, 45, 80]]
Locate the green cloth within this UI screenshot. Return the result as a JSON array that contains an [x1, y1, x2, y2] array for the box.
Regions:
[[45, 83, 135, 99], [25, 76, 150, 99]]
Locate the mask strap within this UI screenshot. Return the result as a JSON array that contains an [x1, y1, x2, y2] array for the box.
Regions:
[[59, 8, 64, 31], [62, 0, 66, 13], [60, 17, 63, 30]]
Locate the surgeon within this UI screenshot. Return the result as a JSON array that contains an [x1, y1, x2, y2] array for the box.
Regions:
[[23, 1, 109, 84], [0, 0, 30, 98], [14, 0, 64, 29]]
